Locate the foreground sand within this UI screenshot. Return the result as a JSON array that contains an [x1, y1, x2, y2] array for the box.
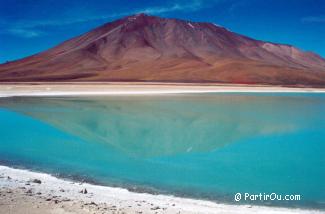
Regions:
[[0, 82, 325, 97], [0, 166, 323, 214]]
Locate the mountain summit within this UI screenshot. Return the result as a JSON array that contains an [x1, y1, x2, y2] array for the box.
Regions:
[[1, 13, 325, 86]]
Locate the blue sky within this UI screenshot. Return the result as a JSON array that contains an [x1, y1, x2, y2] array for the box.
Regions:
[[0, 0, 324, 63]]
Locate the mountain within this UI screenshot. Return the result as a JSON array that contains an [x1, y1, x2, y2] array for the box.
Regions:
[[0, 13, 325, 86]]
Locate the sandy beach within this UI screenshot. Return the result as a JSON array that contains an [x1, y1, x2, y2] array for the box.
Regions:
[[0, 83, 325, 97], [0, 165, 323, 214]]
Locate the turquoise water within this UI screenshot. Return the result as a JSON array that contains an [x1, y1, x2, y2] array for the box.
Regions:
[[0, 93, 324, 209]]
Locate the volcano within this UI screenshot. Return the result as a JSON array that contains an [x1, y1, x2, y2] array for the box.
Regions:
[[0, 13, 325, 86]]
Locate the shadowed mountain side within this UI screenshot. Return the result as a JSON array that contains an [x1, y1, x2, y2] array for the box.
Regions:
[[0, 95, 310, 157], [0, 14, 325, 86]]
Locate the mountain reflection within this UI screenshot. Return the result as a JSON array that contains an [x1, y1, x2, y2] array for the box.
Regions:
[[0, 94, 303, 157]]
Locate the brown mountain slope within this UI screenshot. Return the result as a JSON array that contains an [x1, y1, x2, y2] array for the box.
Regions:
[[0, 13, 325, 86]]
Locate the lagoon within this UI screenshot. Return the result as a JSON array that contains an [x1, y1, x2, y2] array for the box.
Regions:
[[0, 93, 324, 209]]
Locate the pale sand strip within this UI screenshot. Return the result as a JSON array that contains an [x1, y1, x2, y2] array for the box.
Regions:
[[0, 83, 325, 97], [0, 165, 323, 214]]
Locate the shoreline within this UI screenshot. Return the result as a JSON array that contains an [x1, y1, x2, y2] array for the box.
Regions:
[[0, 165, 323, 214], [1, 83, 325, 97]]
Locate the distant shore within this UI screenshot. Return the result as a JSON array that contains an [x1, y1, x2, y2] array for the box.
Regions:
[[1, 165, 322, 214], [0, 82, 325, 97]]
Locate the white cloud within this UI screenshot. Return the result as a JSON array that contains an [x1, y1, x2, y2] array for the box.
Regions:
[[2, 28, 43, 38], [302, 15, 325, 23], [14, 0, 204, 28], [0, 0, 215, 38], [137, 0, 203, 14]]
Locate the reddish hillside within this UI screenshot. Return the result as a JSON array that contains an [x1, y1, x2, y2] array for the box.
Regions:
[[0, 13, 325, 86]]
